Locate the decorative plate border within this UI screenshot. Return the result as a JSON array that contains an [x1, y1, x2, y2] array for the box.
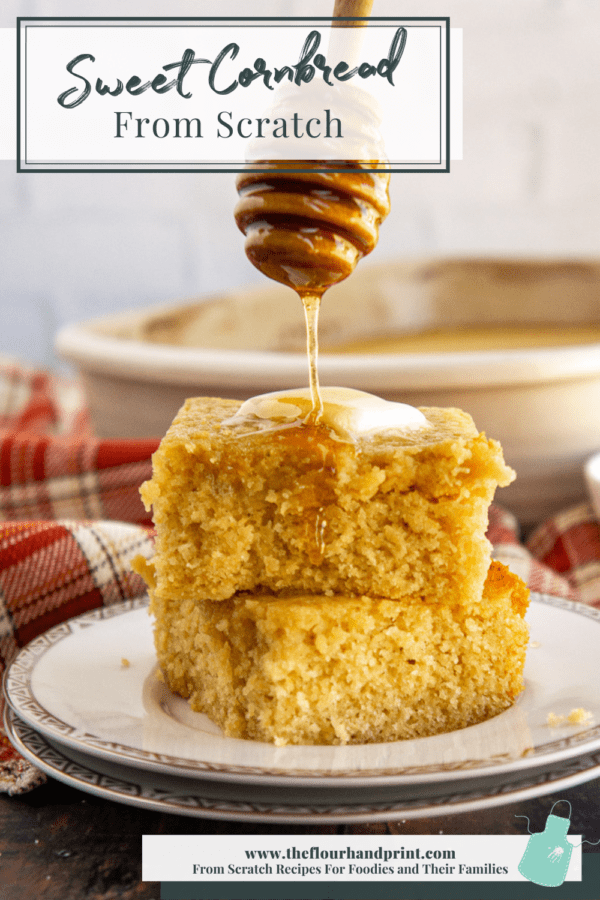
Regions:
[[7, 707, 600, 824], [4, 594, 600, 783]]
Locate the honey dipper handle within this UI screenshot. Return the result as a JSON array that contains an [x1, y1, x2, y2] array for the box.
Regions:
[[332, 0, 374, 26], [329, 0, 374, 71]]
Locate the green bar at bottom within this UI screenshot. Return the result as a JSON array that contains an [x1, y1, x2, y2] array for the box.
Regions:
[[161, 853, 600, 899]]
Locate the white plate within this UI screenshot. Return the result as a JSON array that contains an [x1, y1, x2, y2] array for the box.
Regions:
[[4, 594, 600, 788], [7, 707, 600, 824]]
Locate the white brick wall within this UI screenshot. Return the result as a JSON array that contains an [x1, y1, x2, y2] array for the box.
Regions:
[[2, 0, 600, 367]]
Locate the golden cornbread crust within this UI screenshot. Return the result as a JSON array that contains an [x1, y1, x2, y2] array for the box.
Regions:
[[135, 395, 529, 746], [139, 397, 515, 607], [148, 561, 529, 746]]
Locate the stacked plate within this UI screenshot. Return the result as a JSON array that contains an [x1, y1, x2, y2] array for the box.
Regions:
[[4, 594, 600, 823]]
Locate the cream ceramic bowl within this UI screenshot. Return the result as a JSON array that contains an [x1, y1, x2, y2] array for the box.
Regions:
[[55, 257, 600, 527], [584, 453, 600, 522]]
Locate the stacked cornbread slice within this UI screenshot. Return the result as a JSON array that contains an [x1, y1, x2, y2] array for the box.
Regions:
[[135, 396, 529, 746]]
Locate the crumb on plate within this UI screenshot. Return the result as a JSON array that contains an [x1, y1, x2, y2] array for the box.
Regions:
[[547, 707, 593, 728], [568, 707, 593, 725]]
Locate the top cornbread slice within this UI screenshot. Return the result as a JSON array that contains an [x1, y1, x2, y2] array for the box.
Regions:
[[140, 397, 514, 605]]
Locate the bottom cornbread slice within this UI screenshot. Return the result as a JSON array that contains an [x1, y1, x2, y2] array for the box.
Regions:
[[149, 561, 529, 746]]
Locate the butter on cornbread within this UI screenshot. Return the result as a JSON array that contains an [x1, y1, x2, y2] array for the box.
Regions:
[[134, 395, 529, 746]]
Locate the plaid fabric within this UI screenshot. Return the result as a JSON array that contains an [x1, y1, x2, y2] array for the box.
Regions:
[[0, 357, 159, 524], [0, 520, 153, 657], [490, 503, 600, 607], [527, 503, 600, 606], [0, 359, 599, 794], [0, 520, 153, 794], [0, 359, 157, 792]]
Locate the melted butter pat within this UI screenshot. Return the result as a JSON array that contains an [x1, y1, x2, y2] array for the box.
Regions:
[[229, 387, 430, 441]]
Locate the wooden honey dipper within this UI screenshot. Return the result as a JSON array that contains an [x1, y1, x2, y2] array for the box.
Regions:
[[234, 0, 390, 418]]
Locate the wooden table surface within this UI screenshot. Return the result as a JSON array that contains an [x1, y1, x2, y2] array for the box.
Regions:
[[0, 774, 598, 900]]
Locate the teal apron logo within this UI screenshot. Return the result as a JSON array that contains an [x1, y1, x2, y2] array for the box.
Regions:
[[517, 801, 574, 887], [516, 800, 600, 887]]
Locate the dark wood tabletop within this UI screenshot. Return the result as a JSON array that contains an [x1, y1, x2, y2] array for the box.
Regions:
[[0, 774, 598, 900]]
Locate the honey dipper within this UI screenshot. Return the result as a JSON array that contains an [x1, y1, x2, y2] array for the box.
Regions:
[[234, 0, 389, 416], [234, 0, 387, 294]]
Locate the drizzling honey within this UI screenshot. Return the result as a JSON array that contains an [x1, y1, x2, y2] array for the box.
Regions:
[[225, 388, 430, 565], [234, 160, 390, 422], [234, 159, 390, 562], [301, 291, 324, 422], [270, 416, 342, 565]]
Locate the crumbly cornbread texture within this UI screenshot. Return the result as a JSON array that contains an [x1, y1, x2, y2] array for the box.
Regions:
[[144, 560, 528, 745], [139, 397, 515, 608], [134, 396, 528, 745]]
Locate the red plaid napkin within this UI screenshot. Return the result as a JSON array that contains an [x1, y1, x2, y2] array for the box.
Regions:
[[0, 358, 599, 794], [0, 358, 158, 524], [0, 359, 157, 792], [489, 504, 600, 606]]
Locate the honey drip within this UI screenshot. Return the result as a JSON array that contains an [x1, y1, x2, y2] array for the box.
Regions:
[[267, 418, 342, 566], [234, 160, 390, 561], [301, 292, 324, 423]]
